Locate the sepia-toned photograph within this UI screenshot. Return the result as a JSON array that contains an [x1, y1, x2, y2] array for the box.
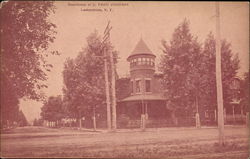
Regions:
[[0, 1, 249, 158]]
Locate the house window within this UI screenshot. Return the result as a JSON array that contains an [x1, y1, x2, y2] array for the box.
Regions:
[[138, 58, 142, 65], [146, 58, 150, 65], [131, 81, 134, 94], [145, 80, 151, 92], [135, 80, 141, 93], [205, 111, 209, 118], [142, 58, 146, 65], [150, 58, 153, 65], [150, 59, 154, 66]]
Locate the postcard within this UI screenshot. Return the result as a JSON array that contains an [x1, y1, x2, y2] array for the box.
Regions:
[[1, 1, 249, 158]]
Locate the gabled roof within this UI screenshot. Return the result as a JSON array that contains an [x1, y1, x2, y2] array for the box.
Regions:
[[128, 38, 155, 60]]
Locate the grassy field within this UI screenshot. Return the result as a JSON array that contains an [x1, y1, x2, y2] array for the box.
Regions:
[[1, 126, 249, 158]]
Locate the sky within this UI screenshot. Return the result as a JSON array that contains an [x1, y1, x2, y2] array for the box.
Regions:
[[20, 1, 249, 123]]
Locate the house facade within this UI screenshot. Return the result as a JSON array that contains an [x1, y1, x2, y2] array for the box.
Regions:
[[116, 39, 175, 128], [115, 39, 247, 128]]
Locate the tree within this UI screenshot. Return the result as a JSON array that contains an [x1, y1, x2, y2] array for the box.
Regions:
[[1, 1, 57, 125], [202, 33, 240, 113], [160, 18, 241, 126], [159, 19, 202, 125], [1, 1, 57, 100], [40, 95, 64, 123], [116, 77, 131, 101], [33, 118, 38, 126], [239, 72, 249, 113], [1, 76, 20, 127], [33, 118, 43, 126], [62, 58, 82, 119], [63, 31, 118, 128]]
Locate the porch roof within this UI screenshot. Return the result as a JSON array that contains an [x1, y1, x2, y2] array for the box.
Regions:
[[120, 94, 166, 102]]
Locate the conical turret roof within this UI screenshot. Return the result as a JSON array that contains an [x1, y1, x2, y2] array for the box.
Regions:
[[128, 38, 155, 60]]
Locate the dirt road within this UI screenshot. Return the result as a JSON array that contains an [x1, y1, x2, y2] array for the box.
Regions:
[[1, 126, 249, 158]]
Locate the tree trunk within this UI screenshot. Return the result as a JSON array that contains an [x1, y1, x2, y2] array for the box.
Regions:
[[195, 113, 201, 128], [171, 110, 178, 126], [246, 112, 249, 127], [232, 105, 235, 124], [195, 95, 201, 128], [79, 110, 82, 130], [79, 118, 82, 130], [93, 106, 96, 131]]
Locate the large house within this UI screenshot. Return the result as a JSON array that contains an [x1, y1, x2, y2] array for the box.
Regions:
[[116, 39, 176, 128], [115, 39, 247, 128]]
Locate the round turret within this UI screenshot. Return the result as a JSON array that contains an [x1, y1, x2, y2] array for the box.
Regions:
[[127, 39, 156, 73], [128, 39, 156, 94]]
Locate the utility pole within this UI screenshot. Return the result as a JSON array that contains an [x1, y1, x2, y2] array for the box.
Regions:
[[215, 2, 225, 146], [103, 21, 117, 130], [103, 21, 112, 131], [104, 48, 111, 130], [98, 21, 117, 131], [110, 46, 117, 130]]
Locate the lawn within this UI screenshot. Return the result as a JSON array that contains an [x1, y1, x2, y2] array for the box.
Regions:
[[1, 126, 249, 158]]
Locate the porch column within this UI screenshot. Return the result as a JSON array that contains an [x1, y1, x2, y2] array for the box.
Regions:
[[214, 109, 217, 122], [145, 101, 148, 120], [241, 105, 244, 121], [141, 100, 145, 114], [232, 105, 235, 123], [141, 100, 146, 130], [224, 108, 226, 124], [246, 112, 249, 127]]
